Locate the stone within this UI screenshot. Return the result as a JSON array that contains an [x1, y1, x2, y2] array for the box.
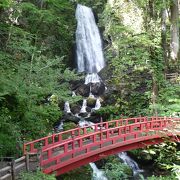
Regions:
[[87, 97, 96, 107], [71, 105, 81, 114], [85, 115, 101, 123], [63, 113, 80, 124], [91, 82, 105, 96], [70, 79, 85, 91], [75, 84, 90, 97]]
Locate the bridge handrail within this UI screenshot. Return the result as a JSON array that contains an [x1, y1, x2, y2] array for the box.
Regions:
[[23, 116, 178, 154], [41, 119, 172, 152], [40, 118, 177, 173]]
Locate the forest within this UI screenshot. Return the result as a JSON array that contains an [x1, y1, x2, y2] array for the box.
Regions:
[[0, 0, 179, 179]]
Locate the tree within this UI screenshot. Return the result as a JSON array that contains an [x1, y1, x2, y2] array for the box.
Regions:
[[170, 0, 179, 61]]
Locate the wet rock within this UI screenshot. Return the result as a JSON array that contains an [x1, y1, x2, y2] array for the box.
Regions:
[[86, 106, 91, 113], [63, 113, 80, 124], [87, 97, 96, 107], [85, 115, 100, 123], [71, 104, 81, 114], [79, 112, 89, 117], [70, 79, 85, 91], [91, 82, 105, 96], [98, 66, 113, 81], [75, 84, 90, 97]]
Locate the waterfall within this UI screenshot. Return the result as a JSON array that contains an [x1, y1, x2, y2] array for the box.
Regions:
[[72, 91, 76, 97], [94, 98, 101, 110], [80, 99, 87, 113], [118, 152, 143, 176], [57, 121, 63, 131], [89, 163, 107, 180], [78, 119, 95, 128], [76, 4, 105, 80], [64, 101, 71, 113], [85, 73, 101, 84]]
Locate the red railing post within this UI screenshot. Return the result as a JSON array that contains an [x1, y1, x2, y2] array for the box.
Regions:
[[58, 134, 62, 142]]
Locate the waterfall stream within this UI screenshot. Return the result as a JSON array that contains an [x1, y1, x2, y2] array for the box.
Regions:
[[89, 163, 107, 180], [93, 98, 101, 111], [76, 4, 105, 74], [118, 152, 144, 176], [80, 99, 87, 113], [64, 101, 71, 113]]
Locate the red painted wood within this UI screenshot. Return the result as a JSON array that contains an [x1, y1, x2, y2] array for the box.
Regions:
[[23, 116, 180, 175]]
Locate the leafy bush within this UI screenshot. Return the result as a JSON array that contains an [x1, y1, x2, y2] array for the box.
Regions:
[[19, 170, 56, 180], [104, 162, 132, 180]]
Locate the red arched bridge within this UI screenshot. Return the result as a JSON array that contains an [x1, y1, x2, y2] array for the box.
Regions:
[[23, 116, 179, 176]]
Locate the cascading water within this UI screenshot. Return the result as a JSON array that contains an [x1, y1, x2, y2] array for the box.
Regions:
[[94, 98, 101, 110], [64, 101, 71, 113], [76, 4, 105, 83], [72, 91, 76, 97], [78, 118, 95, 128], [89, 163, 107, 180], [80, 99, 87, 113], [85, 73, 101, 84], [57, 121, 63, 131], [118, 152, 143, 176]]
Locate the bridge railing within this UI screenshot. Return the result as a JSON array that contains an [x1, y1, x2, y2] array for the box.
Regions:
[[23, 116, 148, 154], [40, 118, 176, 174], [23, 116, 178, 155]]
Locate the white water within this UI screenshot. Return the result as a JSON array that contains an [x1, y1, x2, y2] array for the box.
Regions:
[[80, 99, 87, 113], [57, 121, 63, 131], [78, 119, 95, 128], [85, 73, 101, 84], [64, 101, 71, 113], [118, 152, 143, 175], [89, 85, 95, 98], [94, 98, 101, 110], [76, 4, 105, 73], [72, 91, 76, 97], [89, 163, 107, 180], [76, 4, 105, 85]]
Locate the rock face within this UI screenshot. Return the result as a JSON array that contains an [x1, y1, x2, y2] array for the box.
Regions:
[[75, 84, 90, 97], [71, 105, 81, 114], [63, 113, 80, 124], [91, 82, 105, 96], [70, 79, 85, 91], [85, 115, 101, 123], [87, 97, 97, 108]]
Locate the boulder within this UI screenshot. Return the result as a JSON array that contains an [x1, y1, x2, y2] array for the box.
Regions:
[[79, 112, 89, 117], [71, 104, 81, 114], [98, 66, 113, 81], [63, 113, 80, 124], [70, 79, 85, 91], [91, 82, 105, 96], [85, 115, 101, 123], [87, 96, 96, 107], [75, 84, 90, 97]]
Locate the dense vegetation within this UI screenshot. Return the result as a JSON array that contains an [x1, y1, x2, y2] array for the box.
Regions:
[[0, 0, 179, 179]]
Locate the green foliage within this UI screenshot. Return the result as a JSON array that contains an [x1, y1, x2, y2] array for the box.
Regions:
[[95, 105, 120, 120], [19, 170, 56, 180], [131, 141, 179, 170], [154, 84, 180, 116], [147, 174, 177, 180], [104, 162, 132, 180], [0, 0, 77, 157], [60, 165, 91, 180], [63, 122, 77, 131]]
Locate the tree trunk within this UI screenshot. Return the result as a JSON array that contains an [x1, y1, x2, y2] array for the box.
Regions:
[[170, 0, 179, 61], [161, 1, 168, 72]]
